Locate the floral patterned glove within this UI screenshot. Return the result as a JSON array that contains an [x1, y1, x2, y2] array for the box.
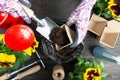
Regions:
[[66, 0, 96, 47], [0, 0, 31, 23]]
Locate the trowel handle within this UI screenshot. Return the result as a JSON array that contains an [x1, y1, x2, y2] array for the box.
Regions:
[[12, 65, 41, 80], [0, 73, 9, 80], [20, 3, 34, 18], [92, 45, 120, 64], [20, 3, 44, 26]]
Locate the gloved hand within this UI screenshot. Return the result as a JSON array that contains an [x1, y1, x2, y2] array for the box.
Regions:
[[0, 0, 31, 23], [66, 0, 96, 47]]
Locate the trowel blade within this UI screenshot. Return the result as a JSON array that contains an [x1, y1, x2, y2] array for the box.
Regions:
[[36, 17, 59, 41]]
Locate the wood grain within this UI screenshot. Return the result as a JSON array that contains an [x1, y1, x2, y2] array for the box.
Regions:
[[1, 0, 120, 80], [24, 0, 120, 80]]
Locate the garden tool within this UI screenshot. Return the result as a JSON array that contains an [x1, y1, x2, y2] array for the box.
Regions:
[[5, 59, 43, 79], [36, 51, 46, 68], [11, 65, 40, 80], [92, 45, 120, 65], [66, 0, 96, 47], [19, 0, 32, 8], [20, 3, 59, 41], [0, 65, 40, 80]]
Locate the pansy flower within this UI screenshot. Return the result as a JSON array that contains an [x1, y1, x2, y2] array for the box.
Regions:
[[23, 38, 39, 56], [83, 68, 101, 80], [0, 53, 16, 68], [108, 0, 120, 18]]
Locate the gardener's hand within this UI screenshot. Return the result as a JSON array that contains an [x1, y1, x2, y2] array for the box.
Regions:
[[66, 0, 96, 47], [0, 0, 31, 23]]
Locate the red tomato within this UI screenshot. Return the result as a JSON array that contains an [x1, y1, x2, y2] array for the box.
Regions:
[[4, 24, 35, 50]]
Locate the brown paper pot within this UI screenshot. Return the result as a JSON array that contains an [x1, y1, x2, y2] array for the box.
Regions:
[[107, 20, 120, 33], [55, 24, 75, 51], [99, 27, 119, 48], [88, 14, 107, 36], [42, 37, 83, 63], [41, 20, 83, 63]]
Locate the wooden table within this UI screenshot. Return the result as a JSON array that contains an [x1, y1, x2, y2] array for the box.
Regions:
[[1, 0, 120, 80], [20, 30, 120, 80], [25, 0, 120, 80]]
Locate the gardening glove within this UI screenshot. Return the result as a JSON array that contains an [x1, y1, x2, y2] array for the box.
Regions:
[[66, 0, 96, 47], [0, 0, 31, 23]]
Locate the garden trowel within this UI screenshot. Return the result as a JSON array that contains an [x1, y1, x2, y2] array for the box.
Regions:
[[20, 4, 59, 41]]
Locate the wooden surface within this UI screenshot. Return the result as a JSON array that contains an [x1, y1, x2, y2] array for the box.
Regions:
[[1, 0, 120, 80], [26, 0, 120, 80], [21, 31, 120, 80]]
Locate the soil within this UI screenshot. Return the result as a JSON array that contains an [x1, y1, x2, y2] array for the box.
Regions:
[[56, 46, 76, 57], [49, 27, 70, 46], [49, 27, 76, 57]]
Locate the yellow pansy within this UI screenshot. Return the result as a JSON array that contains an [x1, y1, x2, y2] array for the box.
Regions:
[[23, 38, 39, 56], [0, 34, 5, 42], [108, 0, 115, 4], [108, 0, 120, 18], [83, 68, 101, 80], [0, 53, 16, 68], [23, 47, 32, 56]]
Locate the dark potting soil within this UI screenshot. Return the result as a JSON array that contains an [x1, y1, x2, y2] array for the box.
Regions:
[[49, 27, 70, 46], [49, 27, 76, 57], [57, 46, 76, 57]]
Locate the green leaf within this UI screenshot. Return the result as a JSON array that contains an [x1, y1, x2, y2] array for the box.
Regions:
[[0, 40, 31, 73], [68, 72, 74, 79], [74, 75, 83, 80], [85, 61, 90, 68], [102, 9, 113, 19], [95, 2, 107, 11], [12, 52, 31, 70], [0, 68, 7, 72], [104, 0, 109, 2], [89, 62, 93, 68], [12, 59, 21, 70], [98, 61, 104, 69], [74, 63, 85, 74], [77, 55, 84, 65], [101, 71, 108, 78], [68, 55, 107, 80], [96, 0, 103, 2], [93, 0, 110, 18]]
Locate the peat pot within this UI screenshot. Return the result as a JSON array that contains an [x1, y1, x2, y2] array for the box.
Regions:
[[41, 21, 84, 63]]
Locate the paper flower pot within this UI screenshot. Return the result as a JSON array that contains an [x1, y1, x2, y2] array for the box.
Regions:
[[41, 37, 83, 63], [55, 24, 75, 51], [41, 22, 83, 63], [99, 20, 120, 48], [99, 27, 119, 48], [88, 14, 107, 36]]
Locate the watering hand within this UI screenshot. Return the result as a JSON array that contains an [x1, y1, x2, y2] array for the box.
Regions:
[[66, 0, 96, 47], [0, 0, 31, 23]]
